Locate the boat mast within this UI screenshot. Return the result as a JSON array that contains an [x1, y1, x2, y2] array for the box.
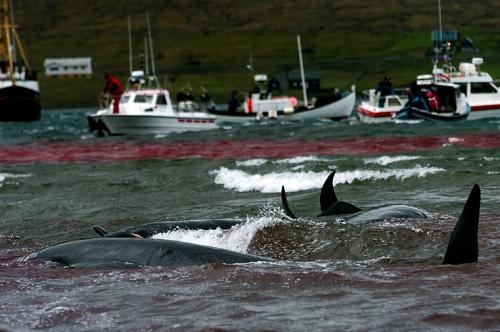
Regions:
[[296, 34, 308, 107], [1, 0, 14, 80], [127, 15, 133, 74], [145, 12, 157, 86]]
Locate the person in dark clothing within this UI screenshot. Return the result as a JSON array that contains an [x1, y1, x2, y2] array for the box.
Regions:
[[375, 75, 394, 107], [102, 73, 124, 114], [227, 90, 240, 113]]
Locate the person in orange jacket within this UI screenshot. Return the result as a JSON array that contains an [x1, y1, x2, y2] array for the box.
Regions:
[[102, 73, 124, 114]]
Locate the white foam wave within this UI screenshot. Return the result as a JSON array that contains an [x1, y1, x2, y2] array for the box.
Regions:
[[0, 173, 30, 187], [152, 216, 283, 253], [210, 166, 445, 193], [274, 156, 327, 164], [235, 159, 268, 167], [363, 155, 422, 166]]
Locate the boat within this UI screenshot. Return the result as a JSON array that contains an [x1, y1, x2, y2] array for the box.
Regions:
[[208, 77, 355, 124], [87, 72, 217, 136], [432, 57, 500, 120], [87, 15, 218, 136], [356, 88, 408, 123], [0, 0, 41, 121], [394, 75, 470, 122], [208, 35, 355, 124]]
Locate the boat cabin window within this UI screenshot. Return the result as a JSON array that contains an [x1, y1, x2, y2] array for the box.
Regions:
[[156, 94, 167, 105], [134, 94, 154, 103], [470, 82, 497, 94], [387, 97, 402, 107], [119, 95, 130, 104]]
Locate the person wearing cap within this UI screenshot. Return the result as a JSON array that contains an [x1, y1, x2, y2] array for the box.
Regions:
[[102, 73, 124, 114]]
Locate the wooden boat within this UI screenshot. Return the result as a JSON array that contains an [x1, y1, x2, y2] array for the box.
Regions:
[[0, 0, 40, 121]]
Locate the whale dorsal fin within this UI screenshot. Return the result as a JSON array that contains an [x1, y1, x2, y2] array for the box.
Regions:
[[320, 201, 362, 216], [281, 185, 297, 219], [319, 171, 361, 215], [92, 225, 108, 237], [442, 184, 480, 265], [320, 171, 338, 212]]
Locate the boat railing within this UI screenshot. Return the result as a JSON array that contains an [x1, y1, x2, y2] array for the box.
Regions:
[[361, 88, 408, 106]]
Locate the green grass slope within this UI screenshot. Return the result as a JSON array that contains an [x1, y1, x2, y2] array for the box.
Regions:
[[13, 0, 500, 108]]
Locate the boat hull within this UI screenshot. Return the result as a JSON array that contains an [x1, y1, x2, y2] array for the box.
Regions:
[[88, 114, 218, 136], [210, 90, 356, 124], [0, 85, 41, 121], [396, 107, 469, 122], [468, 104, 500, 120], [356, 105, 400, 124]]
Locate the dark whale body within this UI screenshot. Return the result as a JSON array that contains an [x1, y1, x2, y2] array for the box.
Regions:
[[281, 171, 481, 265], [93, 219, 244, 239], [26, 171, 481, 268], [25, 238, 268, 268]]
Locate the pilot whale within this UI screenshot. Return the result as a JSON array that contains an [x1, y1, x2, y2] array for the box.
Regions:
[[281, 171, 481, 265], [24, 238, 269, 268], [26, 181, 481, 267], [281, 170, 428, 223], [92, 219, 245, 239]]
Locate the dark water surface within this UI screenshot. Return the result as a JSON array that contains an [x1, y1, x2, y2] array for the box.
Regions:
[[1, 109, 499, 331]]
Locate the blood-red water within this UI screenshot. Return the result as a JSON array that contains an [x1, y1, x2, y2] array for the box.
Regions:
[[1, 132, 499, 163]]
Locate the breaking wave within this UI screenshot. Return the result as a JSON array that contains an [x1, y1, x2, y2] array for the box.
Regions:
[[363, 155, 422, 166], [152, 205, 287, 253], [210, 165, 445, 193], [0, 172, 29, 187]]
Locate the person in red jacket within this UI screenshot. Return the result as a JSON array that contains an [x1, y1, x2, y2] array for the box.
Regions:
[[102, 73, 124, 114]]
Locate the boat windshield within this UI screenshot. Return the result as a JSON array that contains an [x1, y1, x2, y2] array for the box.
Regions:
[[134, 94, 154, 103], [120, 95, 130, 104]]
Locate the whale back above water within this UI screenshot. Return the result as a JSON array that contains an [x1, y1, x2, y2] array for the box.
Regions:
[[25, 238, 268, 268], [281, 170, 427, 222], [281, 170, 481, 265], [93, 219, 245, 239]]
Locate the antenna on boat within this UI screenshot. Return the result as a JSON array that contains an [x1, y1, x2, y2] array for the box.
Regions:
[[144, 37, 149, 81], [8, 0, 15, 62], [127, 15, 133, 74], [145, 12, 158, 87], [296, 34, 308, 107]]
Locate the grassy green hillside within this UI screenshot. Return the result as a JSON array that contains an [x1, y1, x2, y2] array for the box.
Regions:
[[14, 0, 500, 108]]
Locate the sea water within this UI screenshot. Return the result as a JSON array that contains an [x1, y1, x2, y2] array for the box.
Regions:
[[0, 109, 499, 331]]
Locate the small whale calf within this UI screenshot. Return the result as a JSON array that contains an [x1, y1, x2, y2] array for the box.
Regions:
[[25, 171, 482, 267]]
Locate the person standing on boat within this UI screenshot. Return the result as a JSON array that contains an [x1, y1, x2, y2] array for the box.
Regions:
[[375, 75, 394, 107], [102, 73, 124, 114]]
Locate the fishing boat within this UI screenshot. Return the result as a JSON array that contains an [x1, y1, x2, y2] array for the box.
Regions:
[[432, 57, 500, 120], [394, 75, 470, 122], [0, 0, 40, 121], [208, 80, 355, 124], [87, 75, 217, 136], [208, 35, 355, 124], [87, 15, 218, 136], [356, 88, 408, 123]]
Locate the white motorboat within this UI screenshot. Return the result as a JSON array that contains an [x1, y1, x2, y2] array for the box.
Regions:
[[208, 75, 356, 124], [394, 75, 470, 122], [433, 57, 500, 120], [356, 89, 408, 123], [87, 15, 217, 136], [87, 85, 218, 136]]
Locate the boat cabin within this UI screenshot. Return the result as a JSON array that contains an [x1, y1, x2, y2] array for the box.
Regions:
[[116, 89, 174, 114], [408, 77, 460, 113]]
